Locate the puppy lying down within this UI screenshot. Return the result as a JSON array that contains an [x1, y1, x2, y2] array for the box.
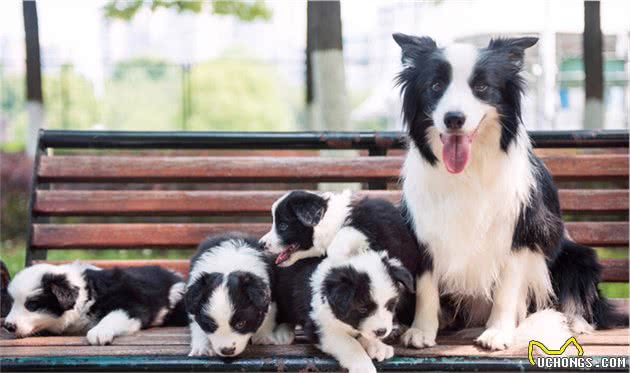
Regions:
[[3, 262, 187, 344], [185, 233, 294, 357], [274, 250, 414, 373]]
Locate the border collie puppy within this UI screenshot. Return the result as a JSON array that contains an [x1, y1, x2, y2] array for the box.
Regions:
[[393, 33, 627, 350], [3, 262, 187, 344], [274, 251, 414, 373], [260, 190, 421, 270], [185, 233, 293, 358]]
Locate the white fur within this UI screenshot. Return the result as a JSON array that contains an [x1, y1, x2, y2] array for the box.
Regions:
[[189, 239, 269, 284], [168, 281, 186, 308], [203, 285, 251, 356], [189, 320, 213, 357], [86, 310, 141, 345], [5, 262, 96, 337], [401, 272, 440, 348], [326, 226, 371, 260]]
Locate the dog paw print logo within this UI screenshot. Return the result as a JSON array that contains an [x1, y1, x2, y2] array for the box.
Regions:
[[528, 336, 584, 366]]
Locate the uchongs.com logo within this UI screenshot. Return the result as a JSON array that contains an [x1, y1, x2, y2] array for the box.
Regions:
[[528, 336, 627, 369]]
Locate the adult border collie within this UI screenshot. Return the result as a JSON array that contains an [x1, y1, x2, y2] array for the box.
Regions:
[[393, 33, 627, 350]]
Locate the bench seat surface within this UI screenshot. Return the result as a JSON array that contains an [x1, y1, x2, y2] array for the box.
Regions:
[[2, 326, 628, 371]]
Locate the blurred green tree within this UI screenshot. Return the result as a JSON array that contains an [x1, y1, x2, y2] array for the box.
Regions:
[[103, 0, 271, 21]]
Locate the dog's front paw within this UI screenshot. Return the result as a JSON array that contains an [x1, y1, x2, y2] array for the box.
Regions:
[[252, 323, 295, 345], [188, 343, 213, 357], [363, 339, 394, 362], [401, 327, 436, 348], [86, 327, 115, 345], [475, 327, 513, 351], [346, 358, 377, 373]]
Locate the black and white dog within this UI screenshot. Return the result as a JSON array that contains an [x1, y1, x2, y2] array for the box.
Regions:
[[274, 250, 414, 373], [3, 262, 187, 344], [185, 233, 293, 357], [393, 33, 627, 350]]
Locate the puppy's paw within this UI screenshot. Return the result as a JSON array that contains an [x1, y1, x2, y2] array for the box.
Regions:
[[346, 359, 377, 373], [272, 323, 295, 345], [401, 327, 436, 348], [364, 339, 394, 362], [188, 343, 213, 357], [86, 327, 115, 345], [475, 327, 513, 351], [252, 323, 295, 345]]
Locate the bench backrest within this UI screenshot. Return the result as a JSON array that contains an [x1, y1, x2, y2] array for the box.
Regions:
[[27, 130, 628, 287]]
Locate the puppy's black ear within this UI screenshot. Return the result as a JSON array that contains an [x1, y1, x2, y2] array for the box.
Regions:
[[229, 272, 270, 311], [323, 267, 358, 315], [487, 37, 538, 68], [393, 33, 437, 65], [382, 256, 415, 294], [289, 192, 327, 227], [185, 273, 223, 314], [41, 274, 79, 311]]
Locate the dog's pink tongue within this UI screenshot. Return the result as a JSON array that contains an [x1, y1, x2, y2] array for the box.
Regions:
[[440, 133, 472, 174], [275, 250, 291, 265]]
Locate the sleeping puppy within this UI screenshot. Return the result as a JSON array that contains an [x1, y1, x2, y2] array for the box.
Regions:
[[274, 251, 414, 373], [2, 262, 187, 344], [185, 233, 293, 358]]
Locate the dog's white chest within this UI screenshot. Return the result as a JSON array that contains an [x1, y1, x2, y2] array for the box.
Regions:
[[402, 140, 533, 298]]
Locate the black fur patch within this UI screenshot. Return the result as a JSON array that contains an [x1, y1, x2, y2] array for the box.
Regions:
[[185, 272, 224, 333], [85, 266, 186, 328], [1, 261, 12, 317], [24, 274, 80, 317], [322, 266, 377, 330], [226, 271, 271, 334], [273, 191, 328, 253]]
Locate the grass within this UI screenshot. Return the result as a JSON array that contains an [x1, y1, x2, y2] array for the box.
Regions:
[[2, 241, 628, 299]]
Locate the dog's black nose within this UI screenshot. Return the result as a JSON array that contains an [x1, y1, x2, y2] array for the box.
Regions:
[[220, 347, 236, 356], [3, 321, 16, 333], [444, 111, 466, 130], [374, 328, 387, 337]]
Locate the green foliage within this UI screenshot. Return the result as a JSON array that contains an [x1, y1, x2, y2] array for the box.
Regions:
[[113, 58, 169, 81], [103, 0, 271, 21], [188, 57, 292, 131], [44, 65, 99, 130]]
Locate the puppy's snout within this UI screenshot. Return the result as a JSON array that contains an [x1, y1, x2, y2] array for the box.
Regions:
[[373, 328, 387, 338], [444, 111, 466, 130], [259, 240, 269, 251], [3, 321, 16, 333], [220, 347, 236, 356]]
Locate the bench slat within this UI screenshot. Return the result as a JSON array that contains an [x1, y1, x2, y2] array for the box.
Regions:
[[2, 342, 627, 358], [38, 154, 629, 182], [35, 258, 629, 283], [34, 189, 629, 215], [32, 222, 629, 248]]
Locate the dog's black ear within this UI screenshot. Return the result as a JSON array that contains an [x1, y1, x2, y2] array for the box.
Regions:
[[228, 272, 270, 311], [289, 192, 327, 227], [41, 274, 79, 311], [487, 37, 538, 68], [323, 266, 358, 315], [382, 256, 415, 294], [185, 273, 223, 314], [393, 33, 437, 65]]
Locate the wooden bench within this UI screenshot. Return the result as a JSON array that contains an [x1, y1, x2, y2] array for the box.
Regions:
[[1, 129, 628, 371]]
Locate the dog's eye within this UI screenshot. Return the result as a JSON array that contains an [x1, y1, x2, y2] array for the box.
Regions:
[[24, 300, 38, 312], [278, 223, 288, 232], [234, 321, 247, 330], [357, 307, 368, 315], [431, 82, 443, 92], [474, 84, 488, 93]]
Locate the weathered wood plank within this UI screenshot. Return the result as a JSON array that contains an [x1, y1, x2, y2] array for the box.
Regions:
[[38, 154, 629, 182], [34, 189, 629, 216], [33, 258, 630, 283], [2, 328, 627, 348], [32, 222, 629, 249], [1, 342, 627, 358]]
